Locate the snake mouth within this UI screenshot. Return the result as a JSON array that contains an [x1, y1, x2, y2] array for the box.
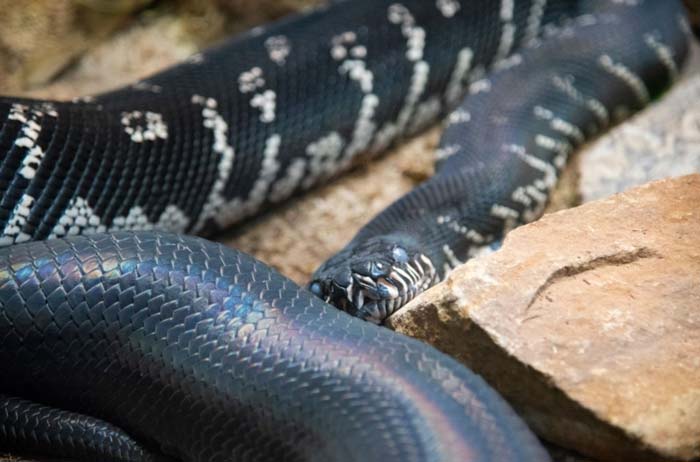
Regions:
[[343, 254, 438, 323]]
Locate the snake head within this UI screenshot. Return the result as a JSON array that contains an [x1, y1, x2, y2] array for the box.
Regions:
[[309, 236, 438, 324]]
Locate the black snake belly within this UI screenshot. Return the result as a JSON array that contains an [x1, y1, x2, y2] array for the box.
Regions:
[[0, 0, 692, 460]]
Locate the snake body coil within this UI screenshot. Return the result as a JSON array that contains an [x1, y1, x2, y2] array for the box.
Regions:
[[0, 0, 691, 460], [0, 232, 548, 461]]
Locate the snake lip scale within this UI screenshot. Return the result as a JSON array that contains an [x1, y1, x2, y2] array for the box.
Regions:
[[0, 0, 692, 460]]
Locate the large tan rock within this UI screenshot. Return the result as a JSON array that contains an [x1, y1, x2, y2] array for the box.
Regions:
[[387, 175, 700, 461]]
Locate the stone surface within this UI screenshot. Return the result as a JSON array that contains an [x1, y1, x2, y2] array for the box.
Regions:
[[387, 175, 700, 462], [0, 0, 147, 94]]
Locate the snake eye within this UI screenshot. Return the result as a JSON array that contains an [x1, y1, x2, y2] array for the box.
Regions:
[[369, 262, 387, 278]]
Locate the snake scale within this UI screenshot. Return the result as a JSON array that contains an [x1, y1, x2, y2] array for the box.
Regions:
[[0, 0, 691, 461]]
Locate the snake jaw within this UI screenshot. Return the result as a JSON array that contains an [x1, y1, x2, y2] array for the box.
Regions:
[[309, 238, 439, 323]]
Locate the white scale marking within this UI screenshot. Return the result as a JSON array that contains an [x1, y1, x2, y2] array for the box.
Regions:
[[495, 0, 516, 62], [333, 30, 379, 167], [239, 67, 277, 123], [1, 104, 61, 245], [265, 35, 291, 65], [8, 104, 58, 181], [552, 74, 609, 126], [436, 0, 460, 18], [469, 78, 491, 94], [270, 158, 306, 202], [644, 33, 678, 81], [191, 95, 235, 232], [132, 82, 163, 93], [442, 244, 463, 273], [121, 111, 168, 143], [302, 132, 345, 189], [220, 134, 282, 224], [435, 144, 460, 161], [598, 54, 650, 105], [524, 0, 547, 43], [493, 53, 523, 71], [503, 143, 560, 221], [0, 194, 35, 246], [445, 48, 474, 106], [409, 96, 442, 134], [447, 108, 471, 125], [533, 105, 584, 144], [535, 134, 572, 168], [437, 215, 487, 244], [373, 4, 430, 152]]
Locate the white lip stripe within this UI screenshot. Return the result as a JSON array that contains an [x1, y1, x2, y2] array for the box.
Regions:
[[389, 270, 410, 293]]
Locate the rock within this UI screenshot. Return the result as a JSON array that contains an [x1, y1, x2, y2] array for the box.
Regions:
[[579, 41, 700, 202], [387, 175, 700, 462], [25, 13, 200, 101], [0, 0, 147, 94]]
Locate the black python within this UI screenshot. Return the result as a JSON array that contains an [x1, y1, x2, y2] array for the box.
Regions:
[[0, 0, 691, 461]]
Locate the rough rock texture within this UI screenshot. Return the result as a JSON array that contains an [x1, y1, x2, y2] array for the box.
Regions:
[[0, 0, 148, 94], [387, 175, 700, 462], [580, 41, 700, 202]]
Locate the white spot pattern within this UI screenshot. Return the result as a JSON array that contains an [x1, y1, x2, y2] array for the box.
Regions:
[[191, 95, 236, 232], [436, 0, 460, 18], [121, 111, 168, 143], [239, 67, 277, 123], [303, 132, 345, 188], [524, 0, 547, 43], [445, 48, 474, 106], [0, 194, 35, 246], [374, 5, 430, 152], [533, 105, 585, 143], [49, 196, 105, 239], [265, 35, 291, 65], [220, 134, 282, 224], [495, 0, 516, 62], [552, 74, 610, 126]]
